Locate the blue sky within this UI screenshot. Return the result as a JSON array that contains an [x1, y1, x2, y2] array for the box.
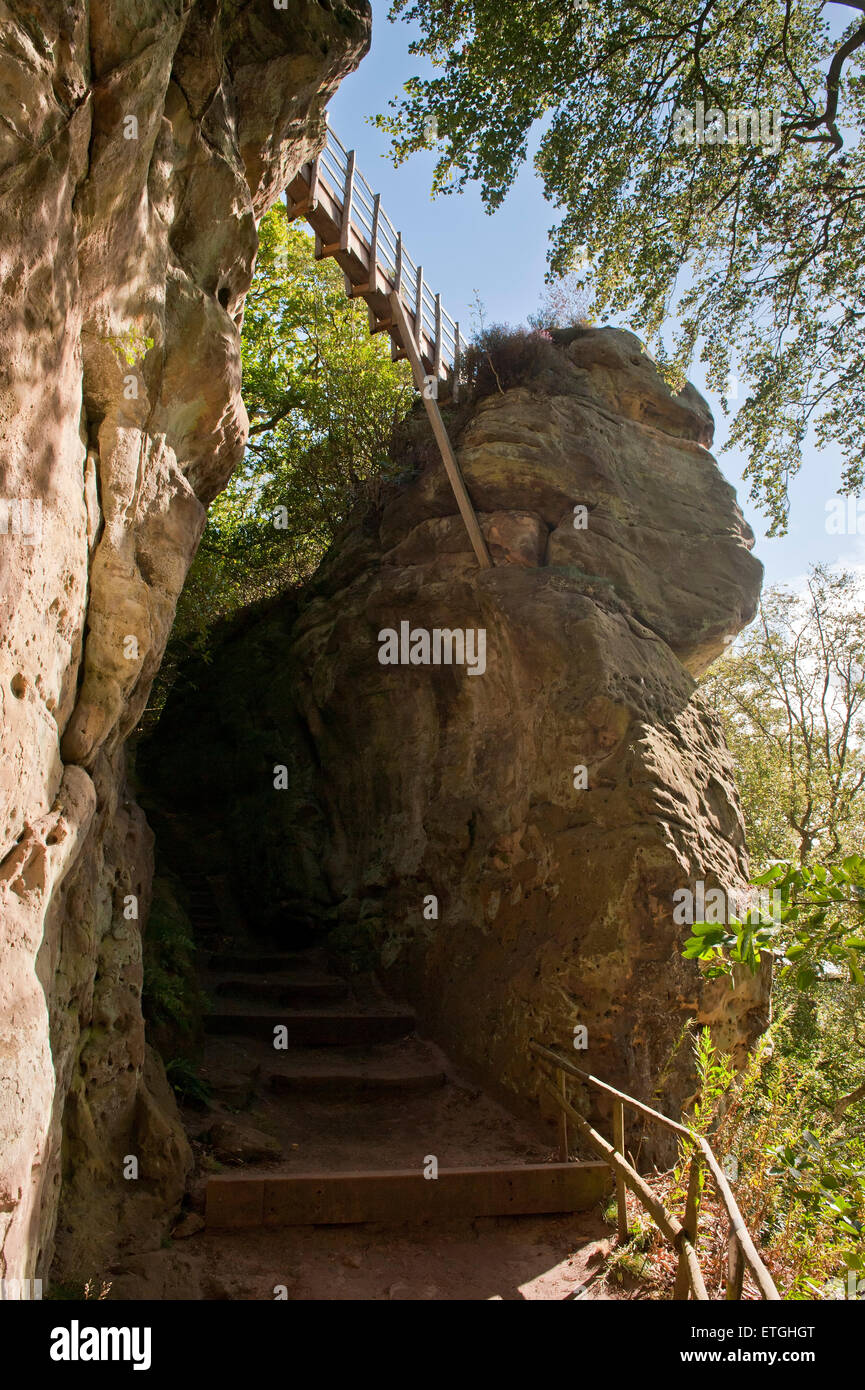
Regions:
[[327, 0, 864, 593]]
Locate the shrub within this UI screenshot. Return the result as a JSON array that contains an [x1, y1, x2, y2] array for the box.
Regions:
[[461, 323, 575, 399]]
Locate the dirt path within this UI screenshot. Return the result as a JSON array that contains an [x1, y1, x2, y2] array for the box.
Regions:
[[111, 872, 619, 1300]]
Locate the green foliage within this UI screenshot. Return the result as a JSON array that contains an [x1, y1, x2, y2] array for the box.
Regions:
[[145, 204, 413, 728], [142, 876, 204, 1041], [683, 857, 865, 988], [689, 566, 865, 986], [379, 0, 865, 532], [462, 322, 574, 398], [680, 565, 865, 1293], [702, 566, 865, 866], [164, 1058, 212, 1109], [693, 1008, 865, 1295]]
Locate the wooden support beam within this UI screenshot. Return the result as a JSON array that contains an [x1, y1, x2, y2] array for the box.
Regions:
[[388, 290, 492, 571], [613, 1098, 628, 1242], [674, 1151, 702, 1300], [434, 293, 443, 380], [340, 149, 356, 253], [284, 188, 304, 222], [206, 1162, 611, 1230], [558, 1071, 569, 1162], [453, 321, 461, 403], [368, 193, 381, 295], [726, 1232, 745, 1301], [415, 265, 424, 347], [539, 1077, 708, 1301], [310, 150, 321, 207]]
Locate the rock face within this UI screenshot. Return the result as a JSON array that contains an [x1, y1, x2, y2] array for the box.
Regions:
[[0, 1, 371, 1283], [144, 327, 769, 1154]]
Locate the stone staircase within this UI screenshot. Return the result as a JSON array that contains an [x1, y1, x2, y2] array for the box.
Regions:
[[196, 941, 611, 1232]]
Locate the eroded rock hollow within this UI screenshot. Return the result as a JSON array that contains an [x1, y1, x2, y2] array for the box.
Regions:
[[145, 328, 769, 1153], [0, 0, 371, 1283]]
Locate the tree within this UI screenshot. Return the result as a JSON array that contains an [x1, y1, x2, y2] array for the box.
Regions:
[[688, 564, 865, 984], [141, 204, 413, 727], [685, 567, 865, 1287], [703, 565, 865, 867], [378, 0, 865, 532], [174, 203, 413, 653]]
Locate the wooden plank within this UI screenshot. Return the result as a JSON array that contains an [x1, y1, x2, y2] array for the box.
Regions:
[[453, 321, 461, 403], [308, 150, 320, 211], [388, 290, 492, 570], [395, 232, 403, 301], [558, 1070, 569, 1162], [206, 1162, 612, 1230], [368, 192, 381, 295], [613, 1098, 628, 1242], [414, 264, 424, 346], [340, 149, 356, 253], [205, 1177, 264, 1231], [539, 1077, 708, 1300], [434, 292, 443, 379], [532, 1043, 781, 1301], [726, 1231, 745, 1300], [674, 1151, 702, 1300]]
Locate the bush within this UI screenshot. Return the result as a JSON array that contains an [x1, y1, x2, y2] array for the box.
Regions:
[[461, 323, 575, 399], [142, 876, 206, 1059]]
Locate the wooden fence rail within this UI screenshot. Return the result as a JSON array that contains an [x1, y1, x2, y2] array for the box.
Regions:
[[285, 118, 467, 393], [284, 118, 491, 568], [530, 1041, 781, 1301]]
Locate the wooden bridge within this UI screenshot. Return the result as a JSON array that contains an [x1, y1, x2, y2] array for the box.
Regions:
[[285, 119, 466, 397], [284, 121, 493, 569]]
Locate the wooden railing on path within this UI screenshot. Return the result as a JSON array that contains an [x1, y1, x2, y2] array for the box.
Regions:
[[285, 119, 466, 393], [530, 1041, 781, 1302], [285, 120, 493, 570]]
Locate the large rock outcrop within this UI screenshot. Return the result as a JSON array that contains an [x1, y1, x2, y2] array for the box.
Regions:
[[144, 327, 769, 1152], [0, 0, 371, 1284]]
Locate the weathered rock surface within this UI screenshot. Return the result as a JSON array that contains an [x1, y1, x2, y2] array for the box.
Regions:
[[0, 0, 370, 1284], [144, 328, 768, 1153]]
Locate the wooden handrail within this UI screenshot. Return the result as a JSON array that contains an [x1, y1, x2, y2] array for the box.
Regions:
[[285, 121, 492, 566], [286, 121, 466, 389], [539, 1077, 709, 1300], [530, 1041, 781, 1301]]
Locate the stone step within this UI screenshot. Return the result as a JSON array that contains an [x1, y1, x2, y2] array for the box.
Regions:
[[212, 975, 350, 1006], [205, 1010, 416, 1046], [206, 1162, 612, 1229], [208, 951, 328, 974], [266, 1050, 447, 1099]]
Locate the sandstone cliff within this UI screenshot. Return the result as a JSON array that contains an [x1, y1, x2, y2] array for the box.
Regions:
[[0, 0, 371, 1284], [144, 327, 769, 1154]]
